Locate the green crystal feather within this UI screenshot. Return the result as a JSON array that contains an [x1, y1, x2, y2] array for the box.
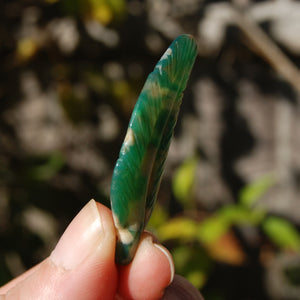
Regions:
[[110, 34, 197, 264]]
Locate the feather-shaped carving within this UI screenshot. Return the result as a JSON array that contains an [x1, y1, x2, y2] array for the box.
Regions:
[[110, 34, 198, 264]]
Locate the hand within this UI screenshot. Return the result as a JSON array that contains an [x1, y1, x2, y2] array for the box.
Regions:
[[0, 200, 203, 300]]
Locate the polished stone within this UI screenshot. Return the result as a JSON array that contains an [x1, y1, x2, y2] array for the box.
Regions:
[[110, 34, 198, 264]]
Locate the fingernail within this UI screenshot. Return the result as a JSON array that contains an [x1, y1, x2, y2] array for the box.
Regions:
[[50, 199, 103, 270], [153, 242, 175, 285]]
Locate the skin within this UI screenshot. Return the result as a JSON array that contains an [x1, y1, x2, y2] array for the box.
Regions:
[[0, 200, 203, 300]]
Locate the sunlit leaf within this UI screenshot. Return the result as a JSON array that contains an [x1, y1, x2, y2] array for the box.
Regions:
[[17, 38, 38, 61], [60, 0, 126, 24], [146, 204, 168, 230], [219, 205, 265, 225], [92, 3, 113, 25], [187, 270, 207, 289], [205, 231, 246, 265], [172, 157, 198, 207], [172, 245, 212, 289], [197, 205, 264, 247], [239, 175, 274, 207], [109, 0, 127, 16], [112, 80, 131, 100], [197, 215, 229, 245], [156, 217, 198, 242], [89, 0, 126, 24], [263, 216, 300, 251]]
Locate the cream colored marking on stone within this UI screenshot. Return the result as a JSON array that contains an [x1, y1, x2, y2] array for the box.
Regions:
[[156, 48, 173, 75], [118, 227, 135, 245], [128, 222, 139, 232], [124, 128, 135, 146], [161, 47, 173, 61], [121, 128, 135, 154], [113, 213, 135, 245], [157, 65, 163, 75], [143, 81, 170, 98]]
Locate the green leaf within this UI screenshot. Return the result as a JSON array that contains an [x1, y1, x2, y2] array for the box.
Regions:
[[172, 156, 198, 207], [219, 205, 265, 226], [197, 205, 265, 245], [186, 270, 207, 289], [29, 153, 65, 180], [239, 175, 274, 207], [197, 215, 229, 245], [146, 204, 168, 230], [172, 245, 212, 289], [263, 216, 300, 251], [156, 217, 199, 242]]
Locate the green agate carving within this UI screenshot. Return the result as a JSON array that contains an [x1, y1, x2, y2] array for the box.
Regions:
[[110, 34, 198, 264]]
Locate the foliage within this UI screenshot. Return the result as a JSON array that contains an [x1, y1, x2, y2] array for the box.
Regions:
[[149, 163, 300, 293], [172, 156, 198, 207], [239, 175, 274, 208], [263, 216, 300, 251]]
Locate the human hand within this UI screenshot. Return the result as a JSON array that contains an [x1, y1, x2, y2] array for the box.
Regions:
[[0, 200, 203, 300]]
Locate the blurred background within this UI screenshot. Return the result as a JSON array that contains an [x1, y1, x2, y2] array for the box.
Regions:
[[2, 0, 300, 299]]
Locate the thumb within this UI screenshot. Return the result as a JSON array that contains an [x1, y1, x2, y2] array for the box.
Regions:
[[1, 200, 118, 300]]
